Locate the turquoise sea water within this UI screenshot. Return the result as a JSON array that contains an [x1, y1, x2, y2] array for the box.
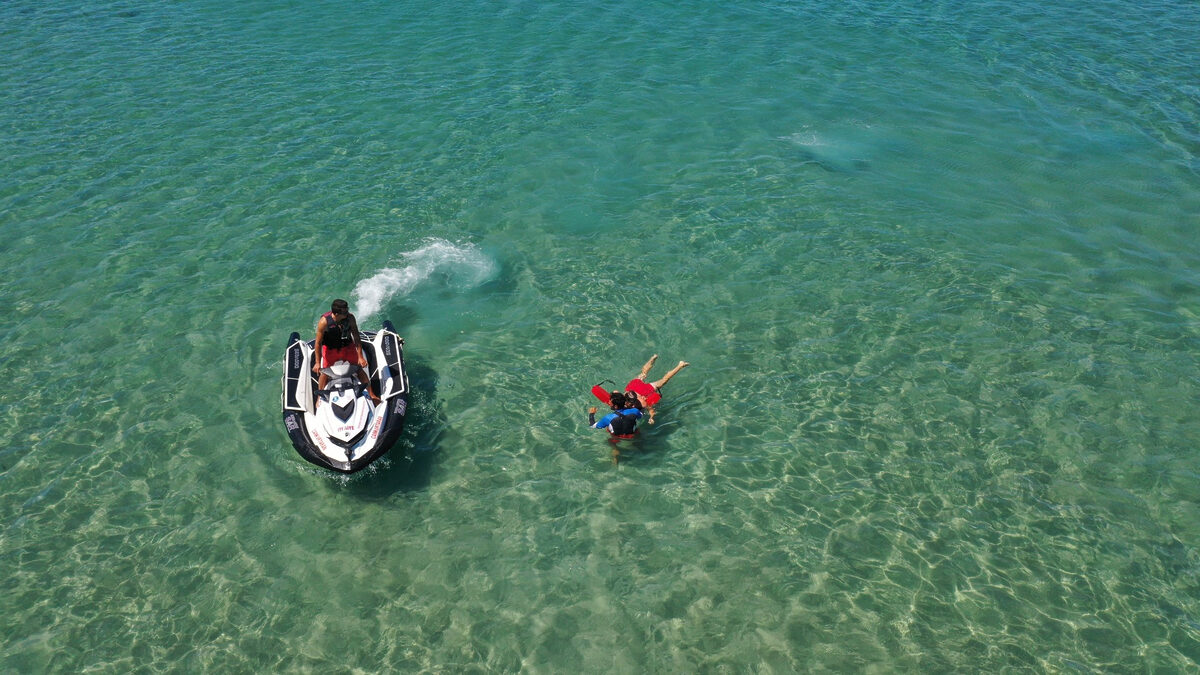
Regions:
[[3, 0, 1200, 670]]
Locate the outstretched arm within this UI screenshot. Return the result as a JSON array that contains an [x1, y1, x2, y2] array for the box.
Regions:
[[313, 316, 327, 372], [590, 408, 627, 429], [592, 408, 643, 429]]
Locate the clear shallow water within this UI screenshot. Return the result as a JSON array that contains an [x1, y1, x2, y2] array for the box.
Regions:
[[2, 0, 1199, 670]]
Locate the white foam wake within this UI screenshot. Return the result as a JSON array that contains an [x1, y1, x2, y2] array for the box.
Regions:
[[353, 239, 497, 321]]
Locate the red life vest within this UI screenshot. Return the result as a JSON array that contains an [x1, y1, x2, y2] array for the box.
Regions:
[[625, 379, 662, 406], [321, 312, 354, 348]]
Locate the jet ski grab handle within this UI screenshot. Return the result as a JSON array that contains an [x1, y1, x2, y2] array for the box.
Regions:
[[320, 362, 387, 386], [316, 363, 370, 399], [321, 362, 363, 379], [316, 383, 368, 399]]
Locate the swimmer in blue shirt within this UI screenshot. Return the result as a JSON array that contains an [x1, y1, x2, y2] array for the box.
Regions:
[[588, 391, 643, 438]]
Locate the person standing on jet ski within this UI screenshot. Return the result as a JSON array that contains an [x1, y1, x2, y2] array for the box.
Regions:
[[313, 299, 380, 403], [588, 391, 644, 438]]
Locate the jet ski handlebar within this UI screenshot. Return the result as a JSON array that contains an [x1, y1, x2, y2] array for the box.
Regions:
[[316, 381, 369, 397]]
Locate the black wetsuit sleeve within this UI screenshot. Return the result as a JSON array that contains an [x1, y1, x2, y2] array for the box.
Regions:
[[589, 411, 597, 425]]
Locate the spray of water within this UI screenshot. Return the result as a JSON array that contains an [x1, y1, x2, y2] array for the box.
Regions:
[[353, 239, 497, 321]]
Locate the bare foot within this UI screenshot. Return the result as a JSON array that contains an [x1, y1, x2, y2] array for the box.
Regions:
[[637, 354, 659, 380]]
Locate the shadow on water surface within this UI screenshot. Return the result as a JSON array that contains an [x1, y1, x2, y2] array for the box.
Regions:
[[332, 352, 446, 500], [611, 408, 688, 466]]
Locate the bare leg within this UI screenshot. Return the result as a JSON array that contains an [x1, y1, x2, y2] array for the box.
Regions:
[[317, 372, 328, 407], [359, 370, 381, 402], [650, 361, 689, 390], [636, 354, 658, 381]]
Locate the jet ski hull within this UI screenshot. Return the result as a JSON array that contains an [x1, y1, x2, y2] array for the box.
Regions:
[[282, 321, 409, 473]]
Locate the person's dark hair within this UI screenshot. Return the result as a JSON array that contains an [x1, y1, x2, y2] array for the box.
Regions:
[[609, 391, 626, 409], [624, 395, 642, 410], [331, 299, 349, 314]]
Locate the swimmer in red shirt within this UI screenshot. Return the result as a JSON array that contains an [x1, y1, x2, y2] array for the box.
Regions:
[[624, 354, 688, 425]]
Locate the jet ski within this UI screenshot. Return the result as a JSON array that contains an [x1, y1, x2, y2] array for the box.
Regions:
[[281, 320, 409, 473]]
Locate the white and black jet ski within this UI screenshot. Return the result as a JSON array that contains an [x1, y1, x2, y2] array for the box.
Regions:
[[281, 320, 408, 473]]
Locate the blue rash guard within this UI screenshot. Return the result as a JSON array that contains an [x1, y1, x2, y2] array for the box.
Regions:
[[589, 408, 644, 433]]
